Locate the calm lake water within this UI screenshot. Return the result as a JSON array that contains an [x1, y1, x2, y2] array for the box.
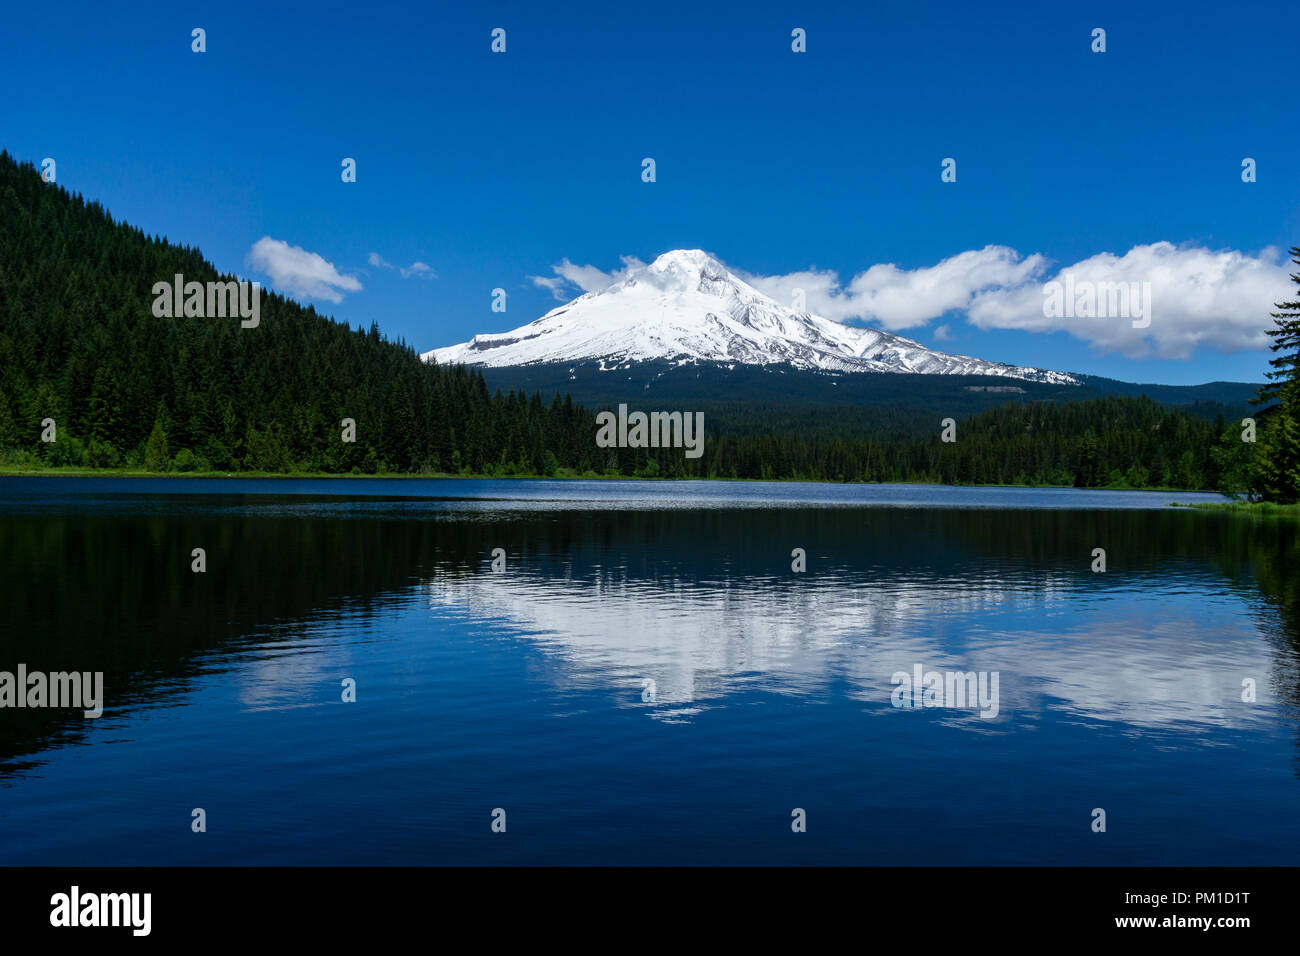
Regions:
[[1, 477, 1297, 865]]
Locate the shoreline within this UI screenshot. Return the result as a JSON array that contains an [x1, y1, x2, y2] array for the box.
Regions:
[[0, 467, 1230, 496]]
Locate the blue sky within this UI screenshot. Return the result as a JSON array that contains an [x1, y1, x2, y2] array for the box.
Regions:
[[2, 0, 1297, 384]]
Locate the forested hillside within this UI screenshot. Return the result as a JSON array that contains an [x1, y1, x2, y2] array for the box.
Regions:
[[481, 360, 1259, 424], [0, 150, 606, 475], [0, 150, 1254, 490], [685, 395, 1235, 487]]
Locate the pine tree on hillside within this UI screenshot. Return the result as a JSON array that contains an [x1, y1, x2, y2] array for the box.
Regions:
[[1252, 246, 1300, 502], [142, 409, 170, 473]]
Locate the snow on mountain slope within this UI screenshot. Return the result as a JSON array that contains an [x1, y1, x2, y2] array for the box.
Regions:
[[422, 249, 1078, 384]]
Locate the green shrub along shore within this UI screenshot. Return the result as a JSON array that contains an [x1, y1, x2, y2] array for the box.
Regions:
[[1171, 500, 1300, 518]]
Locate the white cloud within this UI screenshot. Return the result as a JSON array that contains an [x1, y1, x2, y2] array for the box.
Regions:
[[401, 261, 435, 279], [248, 237, 362, 303], [530, 256, 646, 299], [533, 243, 1291, 358], [966, 242, 1289, 359], [368, 252, 436, 280], [739, 246, 1046, 331]]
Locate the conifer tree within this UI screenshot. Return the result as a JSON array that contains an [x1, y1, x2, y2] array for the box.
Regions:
[[1252, 246, 1300, 502], [143, 411, 170, 472]]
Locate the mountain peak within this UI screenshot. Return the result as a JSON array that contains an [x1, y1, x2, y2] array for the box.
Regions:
[[616, 249, 777, 310], [423, 252, 1077, 385], [647, 248, 724, 272], [620, 248, 746, 297]]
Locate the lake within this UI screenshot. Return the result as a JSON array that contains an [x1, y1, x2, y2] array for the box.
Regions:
[[1, 477, 1296, 865]]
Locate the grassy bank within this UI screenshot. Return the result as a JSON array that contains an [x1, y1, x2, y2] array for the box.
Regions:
[[1171, 500, 1300, 519]]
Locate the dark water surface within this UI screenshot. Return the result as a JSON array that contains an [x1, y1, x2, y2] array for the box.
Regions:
[[1, 477, 1296, 865]]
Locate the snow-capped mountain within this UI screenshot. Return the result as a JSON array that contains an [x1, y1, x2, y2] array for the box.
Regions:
[[423, 249, 1077, 385]]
